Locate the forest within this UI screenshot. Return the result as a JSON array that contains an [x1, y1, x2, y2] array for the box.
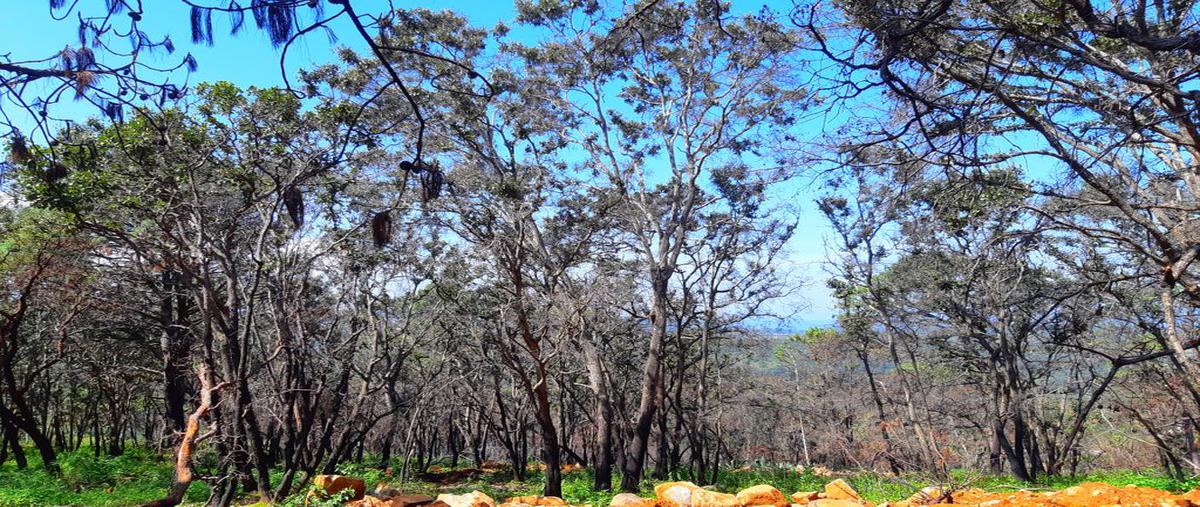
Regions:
[[3, 0, 1200, 506]]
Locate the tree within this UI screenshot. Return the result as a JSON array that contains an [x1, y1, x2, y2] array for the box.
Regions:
[[513, 0, 810, 489], [3, 0, 489, 194], [807, 0, 1200, 403], [0, 207, 91, 474]]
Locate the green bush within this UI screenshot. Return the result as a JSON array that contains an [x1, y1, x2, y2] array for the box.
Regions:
[[0, 447, 207, 507]]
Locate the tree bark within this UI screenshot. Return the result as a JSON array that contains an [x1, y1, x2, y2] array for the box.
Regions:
[[142, 365, 225, 507], [621, 270, 670, 492]]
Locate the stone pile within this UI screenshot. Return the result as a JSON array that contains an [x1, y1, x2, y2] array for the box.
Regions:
[[881, 482, 1200, 507], [314, 474, 1200, 507], [641, 480, 870, 507]]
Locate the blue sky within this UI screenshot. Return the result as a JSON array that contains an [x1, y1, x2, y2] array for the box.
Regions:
[[0, 0, 837, 331]]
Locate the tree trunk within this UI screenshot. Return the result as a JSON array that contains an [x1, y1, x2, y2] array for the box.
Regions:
[[161, 270, 190, 436], [583, 341, 614, 491], [621, 270, 670, 492], [0, 413, 27, 469], [142, 365, 224, 507]]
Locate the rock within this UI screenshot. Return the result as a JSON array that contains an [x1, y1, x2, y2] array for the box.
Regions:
[[823, 480, 861, 502], [610, 493, 657, 507], [438, 491, 497, 507], [903, 486, 943, 505], [390, 494, 437, 507], [312, 474, 366, 501], [806, 500, 870, 507], [657, 481, 703, 507], [1046, 482, 1194, 507], [349, 497, 395, 507], [503, 497, 568, 507], [350, 496, 437, 507], [654, 482, 738, 507], [736, 485, 788, 507], [692, 489, 740, 507], [790, 492, 820, 505]]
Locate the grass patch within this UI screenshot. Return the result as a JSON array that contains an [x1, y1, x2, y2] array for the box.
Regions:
[[0, 447, 207, 507], [3, 448, 1199, 506]]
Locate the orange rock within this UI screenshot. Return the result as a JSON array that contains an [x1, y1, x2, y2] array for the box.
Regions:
[[1040, 482, 1196, 507], [737, 485, 788, 507], [505, 496, 568, 506], [388, 494, 437, 507], [791, 491, 820, 505], [438, 491, 497, 507], [823, 480, 861, 502], [902, 486, 944, 505], [810, 466, 834, 478], [655, 483, 739, 507], [948, 488, 1058, 507], [692, 489, 740, 507], [806, 500, 869, 507], [610, 493, 657, 507], [657, 482, 704, 507], [312, 474, 367, 501], [349, 497, 395, 507]]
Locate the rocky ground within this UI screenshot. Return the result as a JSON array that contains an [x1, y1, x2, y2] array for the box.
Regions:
[[307, 474, 1200, 507]]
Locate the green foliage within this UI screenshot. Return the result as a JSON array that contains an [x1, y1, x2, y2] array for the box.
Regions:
[[3, 448, 1198, 506], [0, 447, 207, 507], [335, 461, 389, 490], [279, 487, 353, 507]]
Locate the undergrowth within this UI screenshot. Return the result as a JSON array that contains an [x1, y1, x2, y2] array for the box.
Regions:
[[0, 447, 207, 507], [1, 447, 1197, 506]]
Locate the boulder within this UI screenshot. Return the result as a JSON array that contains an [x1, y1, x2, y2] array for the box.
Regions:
[[1046, 482, 1193, 507], [312, 474, 366, 501], [610, 493, 657, 507], [438, 491, 497, 507], [823, 480, 861, 502], [736, 485, 788, 507], [656, 481, 704, 507], [389, 494, 437, 507], [692, 489, 740, 507], [350, 496, 438, 507], [806, 500, 870, 507], [508, 496, 568, 506], [655, 482, 739, 507], [790, 492, 819, 505], [348, 497, 394, 507]]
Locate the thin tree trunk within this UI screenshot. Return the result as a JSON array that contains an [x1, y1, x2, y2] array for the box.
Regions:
[[621, 271, 670, 492], [143, 365, 225, 507]]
